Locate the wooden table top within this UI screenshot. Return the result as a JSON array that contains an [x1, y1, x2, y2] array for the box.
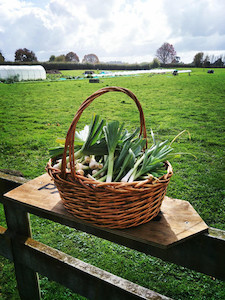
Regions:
[[4, 174, 208, 249]]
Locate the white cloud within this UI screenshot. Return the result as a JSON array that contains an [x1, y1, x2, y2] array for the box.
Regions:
[[0, 0, 225, 63], [163, 0, 225, 50]]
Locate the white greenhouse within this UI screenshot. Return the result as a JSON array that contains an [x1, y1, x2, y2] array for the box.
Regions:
[[0, 65, 46, 81]]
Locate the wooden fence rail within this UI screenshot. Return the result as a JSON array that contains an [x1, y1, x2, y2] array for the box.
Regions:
[[0, 173, 225, 299]]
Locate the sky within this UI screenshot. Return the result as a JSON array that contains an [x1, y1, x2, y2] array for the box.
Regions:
[[0, 0, 225, 63]]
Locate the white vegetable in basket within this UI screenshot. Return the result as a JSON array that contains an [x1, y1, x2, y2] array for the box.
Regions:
[[49, 115, 107, 160]]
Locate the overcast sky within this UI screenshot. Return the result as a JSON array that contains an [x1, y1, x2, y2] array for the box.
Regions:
[[0, 0, 225, 63]]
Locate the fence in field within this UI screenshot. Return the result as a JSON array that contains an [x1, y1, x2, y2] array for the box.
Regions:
[[0, 172, 225, 300]]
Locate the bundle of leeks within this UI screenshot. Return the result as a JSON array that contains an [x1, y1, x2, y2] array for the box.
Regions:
[[49, 115, 191, 183]]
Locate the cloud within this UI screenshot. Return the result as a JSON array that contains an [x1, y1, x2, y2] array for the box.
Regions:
[[163, 0, 225, 51], [0, 0, 225, 63]]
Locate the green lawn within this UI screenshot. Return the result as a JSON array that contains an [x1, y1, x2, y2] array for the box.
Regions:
[[0, 68, 225, 299]]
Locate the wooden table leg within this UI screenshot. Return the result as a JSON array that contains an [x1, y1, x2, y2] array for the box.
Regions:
[[4, 201, 41, 300]]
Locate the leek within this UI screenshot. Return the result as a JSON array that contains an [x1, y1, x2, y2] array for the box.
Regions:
[[103, 120, 124, 182]]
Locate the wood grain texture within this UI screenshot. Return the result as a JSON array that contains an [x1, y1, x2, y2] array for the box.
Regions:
[[5, 174, 208, 248]]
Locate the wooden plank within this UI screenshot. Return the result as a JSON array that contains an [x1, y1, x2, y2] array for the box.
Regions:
[[0, 225, 13, 260], [0, 171, 27, 186], [4, 174, 208, 248], [0, 171, 27, 202], [2, 175, 225, 281], [166, 232, 225, 281], [15, 236, 171, 300], [4, 202, 41, 300], [209, 227, 225, 239]]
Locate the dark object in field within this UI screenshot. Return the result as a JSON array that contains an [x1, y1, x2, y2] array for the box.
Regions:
[[84, 71, 94, 75], [173, 70, 178, 76], [46, 69, 62, 74], [89, 79, 100, 83], [207, 70, 214, 74]]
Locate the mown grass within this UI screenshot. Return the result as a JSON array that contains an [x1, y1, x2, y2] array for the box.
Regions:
[[0, 68, 225, 299]]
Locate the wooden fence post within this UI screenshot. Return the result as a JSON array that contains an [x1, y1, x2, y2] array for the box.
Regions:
[[4, 201, 41, 300]]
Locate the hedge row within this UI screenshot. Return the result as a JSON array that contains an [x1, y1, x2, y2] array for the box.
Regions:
[[1, 61, 223, 70], [0, 61, 193, 70]]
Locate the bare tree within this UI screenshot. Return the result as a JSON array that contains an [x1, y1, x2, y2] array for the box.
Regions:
[[213, 56, 224, 67], [82, 54, 99, 64], [203, 54, 210, 67], [222, 54, 225, 64], [156, 43, 176, 64], [65, 52, 79, 62], [209, 54, 215, 65]]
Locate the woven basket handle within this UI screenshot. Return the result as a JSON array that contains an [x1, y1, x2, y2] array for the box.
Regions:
[[61, 86, 147, 178]]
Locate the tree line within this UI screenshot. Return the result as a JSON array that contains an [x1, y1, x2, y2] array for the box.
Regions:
[[193, 52, 225, 67], [155, 43, 224, 67], [49, 52, 100, 64], [0, 43, 224, 67], [0, 48, 100, 64]]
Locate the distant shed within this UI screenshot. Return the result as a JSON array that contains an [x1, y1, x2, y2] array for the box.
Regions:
[[0, 65, 46, 81]]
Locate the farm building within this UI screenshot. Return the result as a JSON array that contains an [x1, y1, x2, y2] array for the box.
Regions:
[[0, 65, 46, 81]]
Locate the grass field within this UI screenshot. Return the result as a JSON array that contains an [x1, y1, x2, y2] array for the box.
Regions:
[[0, 68, 225, 299]]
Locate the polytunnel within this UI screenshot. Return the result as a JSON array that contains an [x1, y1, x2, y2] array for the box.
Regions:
[[0, 65, 46, 81]]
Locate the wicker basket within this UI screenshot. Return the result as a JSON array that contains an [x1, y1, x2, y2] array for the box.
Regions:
[[46, 86, 173, 229]]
